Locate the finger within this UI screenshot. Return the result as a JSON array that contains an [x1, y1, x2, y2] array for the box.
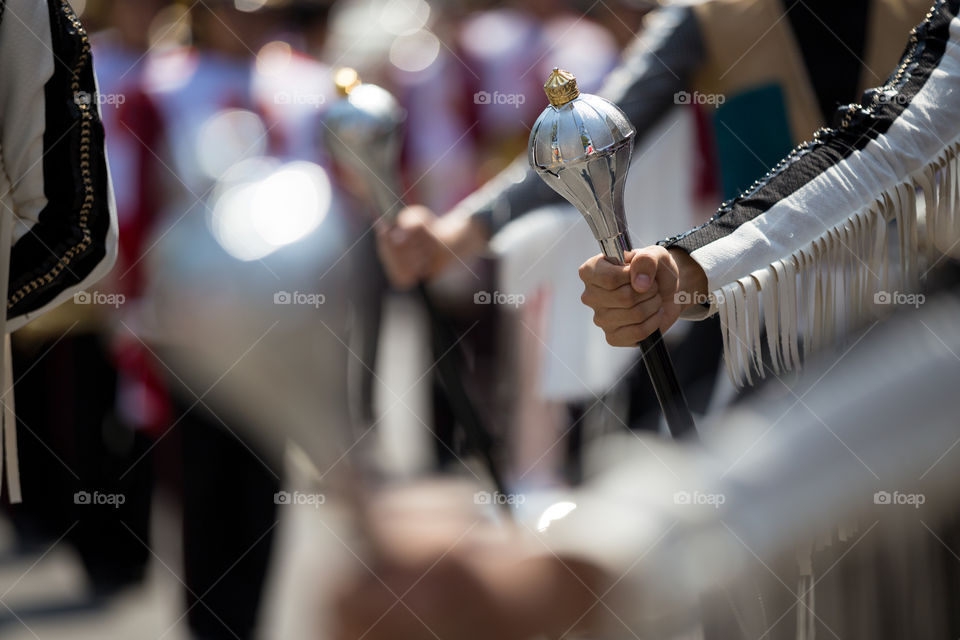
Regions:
[[604, 310, 663, 347], [578, 254, 631, 291], [581, 281, 658, 310], [629, 247, 665, 293], [593, 295, 662, 329]]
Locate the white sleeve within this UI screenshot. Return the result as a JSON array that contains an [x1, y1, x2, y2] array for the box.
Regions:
[[0, 0, 117, 332], [665, 1, 960, 386]]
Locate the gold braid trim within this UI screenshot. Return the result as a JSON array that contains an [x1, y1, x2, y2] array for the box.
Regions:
[[8, 0, 94, 311]]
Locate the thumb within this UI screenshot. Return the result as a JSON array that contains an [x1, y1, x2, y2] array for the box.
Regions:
[[628, 248, 659, 293]]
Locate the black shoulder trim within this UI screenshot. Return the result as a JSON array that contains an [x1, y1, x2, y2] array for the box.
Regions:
[[665, 0, 955, 254], [7, 0, 112, 319]]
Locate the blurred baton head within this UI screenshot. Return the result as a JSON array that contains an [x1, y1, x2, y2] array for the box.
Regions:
[[322, 68, 407, 221]]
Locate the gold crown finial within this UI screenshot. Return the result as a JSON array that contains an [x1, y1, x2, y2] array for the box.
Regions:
[[544, 67, 579, 107], [335, 67, 362, 97]]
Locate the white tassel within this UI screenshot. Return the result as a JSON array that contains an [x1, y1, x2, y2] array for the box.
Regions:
[[3, 335, 17, 503], [709, 143, 960, 386], [733, 282, 752, 386], [0, 148, 17, 504]]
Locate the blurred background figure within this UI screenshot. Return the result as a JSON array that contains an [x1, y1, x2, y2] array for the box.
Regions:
[[139, 2, 344, 639], [2, 0, 168, 631]]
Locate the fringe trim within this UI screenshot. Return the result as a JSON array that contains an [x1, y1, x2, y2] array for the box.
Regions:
[[714, 141, 960, 387]]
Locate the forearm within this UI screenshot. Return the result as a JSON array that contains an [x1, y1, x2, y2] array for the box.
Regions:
[[431, 209, 492, 268]]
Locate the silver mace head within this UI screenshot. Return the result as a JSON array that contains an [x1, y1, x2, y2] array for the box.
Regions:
[[528, 68, 636, 265], [323, 67, 407, 220]]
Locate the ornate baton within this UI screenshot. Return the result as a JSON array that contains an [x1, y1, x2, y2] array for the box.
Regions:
[[529, 68, 696, 438]]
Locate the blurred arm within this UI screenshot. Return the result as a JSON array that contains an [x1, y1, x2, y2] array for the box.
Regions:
[[0, 0, 117, 330], [446, 4, 706, 239]]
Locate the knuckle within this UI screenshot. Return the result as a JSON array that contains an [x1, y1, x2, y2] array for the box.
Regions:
[[581, 287, 598, 308], [616, 287, 636, 307]]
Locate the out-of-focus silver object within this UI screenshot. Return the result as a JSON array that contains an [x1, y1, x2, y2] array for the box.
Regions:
[[141, 152, 370, 475], [528, 68, 696, 438], [528, 68, 636, 263], [322, 68, 510, 498], [323, 67, 406, 220]]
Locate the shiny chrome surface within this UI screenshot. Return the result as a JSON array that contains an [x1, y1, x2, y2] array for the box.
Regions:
[[528, 69, 636, 264], [323, 72, 407, 220]]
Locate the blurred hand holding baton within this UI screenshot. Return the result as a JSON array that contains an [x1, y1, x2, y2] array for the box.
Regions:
[[323, 68, 510, 499]]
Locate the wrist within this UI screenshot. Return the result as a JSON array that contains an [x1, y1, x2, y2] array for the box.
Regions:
[[669, 248, 708, 309], [431, 213, 489, 274]]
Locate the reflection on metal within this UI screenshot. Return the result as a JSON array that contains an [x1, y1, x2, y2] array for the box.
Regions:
[[334, 67, 362, 97], [323, 70, 406, 220], [536, 501, 578, 533], [543, 67, 580, 107], [528, 68, 635, 264]]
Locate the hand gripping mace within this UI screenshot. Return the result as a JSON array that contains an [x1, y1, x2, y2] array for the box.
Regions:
[[323, 69, 510, 497], [529, 68, 696, 438]]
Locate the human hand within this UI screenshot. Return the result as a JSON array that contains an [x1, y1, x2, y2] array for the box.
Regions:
[[578, 246, 707, 346]]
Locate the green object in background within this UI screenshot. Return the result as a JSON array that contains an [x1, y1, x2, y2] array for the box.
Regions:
[[713, 84, 795, 200]]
